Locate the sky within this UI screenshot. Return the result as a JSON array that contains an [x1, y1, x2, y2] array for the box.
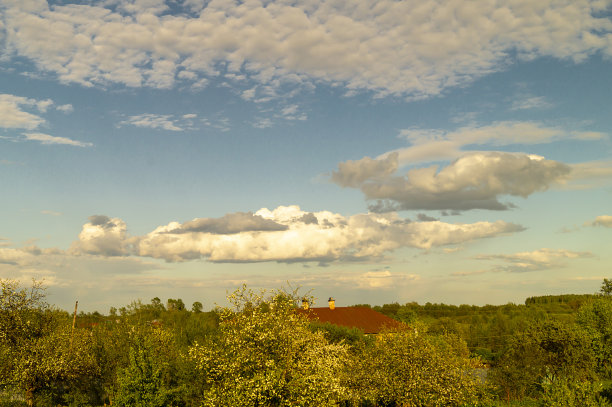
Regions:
[[1, 0, 611, 312]]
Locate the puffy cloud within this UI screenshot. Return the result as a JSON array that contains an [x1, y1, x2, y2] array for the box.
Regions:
[[468, 248, 593, 273], [585, 215, 612, 228], [23, 132, 92, 147], [135, 205, 524, 262], [1, 0, 611, 98], [333, 151, 570, 211], [56, 103, 73, 113], [332, 152, 399, 188], [70, 215, 131, 256]]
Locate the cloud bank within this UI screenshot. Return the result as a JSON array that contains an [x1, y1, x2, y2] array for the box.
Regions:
[[2, 0, 611, 98], [65, 206, 524, 263]]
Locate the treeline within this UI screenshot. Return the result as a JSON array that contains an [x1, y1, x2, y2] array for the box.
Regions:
[[2, 279, 612, 406], [361, 293, 600, 363]]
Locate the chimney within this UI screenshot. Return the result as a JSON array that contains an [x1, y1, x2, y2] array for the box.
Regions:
[[328, 297, 335, 310], [302, 298, 309, 310]]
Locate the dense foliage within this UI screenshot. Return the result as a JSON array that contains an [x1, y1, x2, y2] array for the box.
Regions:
[[2, 279, 612, 406]]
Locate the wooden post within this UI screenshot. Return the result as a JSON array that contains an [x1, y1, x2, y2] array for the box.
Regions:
[[70, 300, 78, 350]]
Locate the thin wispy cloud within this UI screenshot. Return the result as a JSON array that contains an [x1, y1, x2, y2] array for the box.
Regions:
[[453, 248, 593, 275], [511, 96, 553, 111], [23, 133, 92, 147], [41, 210, 62, 216], [120, 114, 187, 131]]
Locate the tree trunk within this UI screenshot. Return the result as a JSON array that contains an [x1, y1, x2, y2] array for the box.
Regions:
[[26, 387, 34, 407]]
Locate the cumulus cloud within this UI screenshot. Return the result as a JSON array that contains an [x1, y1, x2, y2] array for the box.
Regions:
[[70, 215, 131, 256], [333, 151, 570, 211], [585, 215, 612, 228], [135, 205, 524, 262], [332, 153, 398, 188], [23, 132, 92, 147], [1, 0, 611, 98], [465, 248, 594, 274]]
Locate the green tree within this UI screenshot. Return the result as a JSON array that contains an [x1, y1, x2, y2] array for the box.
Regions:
[[167, 299, 185, 312], [576, 297, 612, 377], [1, 279, 98, 406], [192, 301, 203, 313], [601, 279, 612, 296], [348, 324, 485, 406], [114, 328, 183, 407], [491, 319, 596, 401], [539, 376, 611, 407], [188, 286, 350, 406]]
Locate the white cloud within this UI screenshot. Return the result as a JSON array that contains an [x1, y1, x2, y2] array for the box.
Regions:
[[2, 0, 611, 98], [585, 215, 612, 228], [0, 93, 47, 129], [202, 116, 231, 132], [23, 132, 92, 147], [56, 103, 73, 113], [468, 248, 593, 273], [41, 209, 61, 216], [394, 121, 593, 165], [510, 96, 553, 111], [252, 117, 273, 129], [70, 215, 132, 256], [134, 205, 524, 262], [333, 151, 570, 211], [120, 113, 184, 131], [565, 160, 612, 189]]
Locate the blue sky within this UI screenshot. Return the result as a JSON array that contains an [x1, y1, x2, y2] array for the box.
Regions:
[[1, 0, 611, 312]]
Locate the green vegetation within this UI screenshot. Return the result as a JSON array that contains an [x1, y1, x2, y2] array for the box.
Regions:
[[2, 278, 612, 406]]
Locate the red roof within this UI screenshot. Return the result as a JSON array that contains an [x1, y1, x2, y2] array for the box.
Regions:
[[297, 306, 405, 334]]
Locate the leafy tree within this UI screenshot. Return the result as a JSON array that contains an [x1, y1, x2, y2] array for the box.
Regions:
[[576, 297, 612, 377], [192, 301, 203, 313], [601, 279, 612, 296], [114, 328, 183, 407], [308, 321, 371, 348], [1, 280, 98, 406], [539, 376, 611, 407], [167, 299, 185, 312], [491, 319, 596, 401], [348, 324, 485, 406], [188, 286, 350, 406]]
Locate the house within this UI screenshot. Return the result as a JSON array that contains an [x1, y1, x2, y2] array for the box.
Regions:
[[296, 297, 405, 334]]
